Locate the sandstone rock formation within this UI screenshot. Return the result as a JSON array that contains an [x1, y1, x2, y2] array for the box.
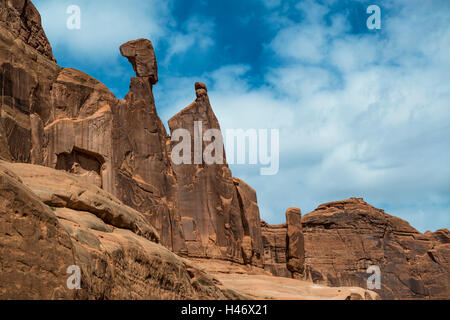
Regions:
[[261, 221, 291, 277], [285, 207, 305, 277], [0, 163, 77, 299], [114, 39, 185, 254], [0, 0, 55, 61], [0, 1, 262, 262], [167, 83, 263, 266], [0, 161, 236, 299], [301, 198, 450, 300], [1, 0, 449, 301], [120, 39, 158, 83], [190, 258, 380, 300], [263, 198, 450, 300], [261, 208, 305, 278], [233, 178, 264, 267]]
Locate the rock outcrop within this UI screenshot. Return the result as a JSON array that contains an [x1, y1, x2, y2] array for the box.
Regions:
[[114, 39, 185, 254], [261, 207, 305, 278], [0, 0, 262, 266], [190, 259, 380, 300], [233, 178, 264, 267], [0, 0, 55, 61], [1, 0, 448, 301], [286, 207, 305, 277], [168, 82, 263, 266], [301, 198, 450, 300], [264, 198, 450, 300], [261, 221, 291, 277], [0, 163, 77, 299], [0, 161, 236, 299]]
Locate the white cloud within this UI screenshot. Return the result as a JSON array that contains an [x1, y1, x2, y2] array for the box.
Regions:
[[34, 0, 172, 63]]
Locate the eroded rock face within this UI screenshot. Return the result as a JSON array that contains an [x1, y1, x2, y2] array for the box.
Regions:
[[168, 83, 263, 266], [0, 164, 77, 299], [261, 221, 291, 278], [0, 13, 187, 256], [3, 0, 448, 301], [0, 0, 265, 267], [0, 161, 235, 300], [120, 39, 158, 83], [301, 198, 450, 300], [0, 0, 55, 61], [114, 40, 186, 254], [233, 178, 264, 267], [192, 258, 380, 300]]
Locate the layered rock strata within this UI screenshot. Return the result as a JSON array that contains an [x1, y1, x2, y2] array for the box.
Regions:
[[0, 161, 233, 299]]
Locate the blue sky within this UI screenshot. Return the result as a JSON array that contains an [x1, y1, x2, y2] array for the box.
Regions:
[[33, 0, 450, 232]]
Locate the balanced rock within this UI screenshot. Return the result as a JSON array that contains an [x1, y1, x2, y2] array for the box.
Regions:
[[120, 38, 158, 84]]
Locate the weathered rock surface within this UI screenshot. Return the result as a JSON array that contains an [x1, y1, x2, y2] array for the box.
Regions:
[[114, 41, 186, 254], [286, 207, 305, 277], [0, 162, 236, 299], [0, 7, 187, 256], [0, 0, 55, 61], [3, 161, 160, 243], [301, 198, 450, 300], [233, 178, 264, 267], [1, 0, 448, 301], [0, 164, 77, 299], [261, 221, 291, 278], [190, 259, 380, 300], [168, 83, 263, 266], [0, 0, 264, 267], [120, 39, 158, 83]]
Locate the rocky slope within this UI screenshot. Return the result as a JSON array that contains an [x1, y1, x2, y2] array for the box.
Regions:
[[0, 161, 233, 299], [0, 0, 448, 300]]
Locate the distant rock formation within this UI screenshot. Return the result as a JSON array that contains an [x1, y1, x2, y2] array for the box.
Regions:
[[264, 198, 450, 300], [168, 82, 263, 265]]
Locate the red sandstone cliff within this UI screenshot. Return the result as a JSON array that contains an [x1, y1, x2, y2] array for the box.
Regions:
[[0, 0, 448, 300]]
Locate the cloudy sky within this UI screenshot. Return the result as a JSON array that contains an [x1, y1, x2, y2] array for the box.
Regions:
[[33, 0, 450, 232]]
